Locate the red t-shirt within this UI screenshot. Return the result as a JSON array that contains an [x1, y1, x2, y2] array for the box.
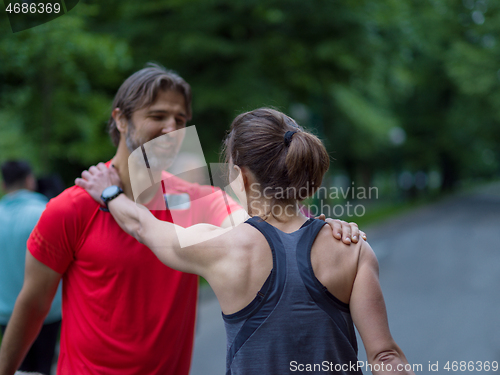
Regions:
[[27, 170, 241, 375]]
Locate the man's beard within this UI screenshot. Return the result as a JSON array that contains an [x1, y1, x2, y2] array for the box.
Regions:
[[125, 120, 143, 153], [125, 120, 178, 171]]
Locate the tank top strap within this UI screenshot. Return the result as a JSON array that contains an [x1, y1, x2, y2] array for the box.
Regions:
[[225, 217, 288, 373], [244, 216, 286, 275], [295, 219, 357, 347]]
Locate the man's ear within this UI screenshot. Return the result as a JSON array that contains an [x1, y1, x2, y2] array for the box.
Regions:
[[112, 108, 128, 134]]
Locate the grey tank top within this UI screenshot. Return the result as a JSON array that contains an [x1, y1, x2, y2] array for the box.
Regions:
[[223, 217, 362, 375]]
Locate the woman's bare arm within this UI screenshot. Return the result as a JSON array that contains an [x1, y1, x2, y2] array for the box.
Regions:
[[350, 240, 415, 375], [106, 194, 231, 276], [75, 162, 369, 278], [75, 163, 231, 276]]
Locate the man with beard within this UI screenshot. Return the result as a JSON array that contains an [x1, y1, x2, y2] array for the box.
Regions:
[[0, 64, 364, 375]]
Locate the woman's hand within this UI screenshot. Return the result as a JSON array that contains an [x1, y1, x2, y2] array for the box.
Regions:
[[75, 163, 122, 205]]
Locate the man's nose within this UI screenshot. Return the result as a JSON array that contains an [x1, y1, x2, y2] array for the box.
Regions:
[[161, 117, 177, 134]]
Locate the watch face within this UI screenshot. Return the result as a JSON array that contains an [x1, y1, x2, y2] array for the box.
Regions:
[[102, 185, 120, 199]]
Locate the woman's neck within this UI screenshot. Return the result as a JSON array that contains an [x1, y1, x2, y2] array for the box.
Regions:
[[249, 199, 308, 230]]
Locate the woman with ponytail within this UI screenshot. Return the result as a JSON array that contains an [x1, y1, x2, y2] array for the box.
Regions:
[[78, 108, 414, 375]]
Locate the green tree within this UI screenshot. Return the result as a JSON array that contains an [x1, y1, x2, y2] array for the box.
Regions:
[[0, 4, 132, 183]]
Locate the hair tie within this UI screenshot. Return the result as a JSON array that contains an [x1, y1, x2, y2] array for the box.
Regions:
[[284, 131, 297, 147]]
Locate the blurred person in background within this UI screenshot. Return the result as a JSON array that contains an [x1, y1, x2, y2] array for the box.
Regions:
[[0, 160, 62, 375], [0, 65, 362, 375]]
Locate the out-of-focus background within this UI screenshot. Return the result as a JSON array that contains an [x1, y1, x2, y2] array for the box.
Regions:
[[1, 0, 499, 373], [1, 0, 499, 198]]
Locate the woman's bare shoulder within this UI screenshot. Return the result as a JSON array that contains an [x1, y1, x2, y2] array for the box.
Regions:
[[310, 225, 363, 304]]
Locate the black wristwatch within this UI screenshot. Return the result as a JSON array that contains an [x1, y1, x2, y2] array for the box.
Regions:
[[100, 185, 124, 212]]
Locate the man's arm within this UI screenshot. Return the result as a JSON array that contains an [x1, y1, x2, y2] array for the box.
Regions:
[[0, 251, 61, 375], [319, 215, 367, 245]]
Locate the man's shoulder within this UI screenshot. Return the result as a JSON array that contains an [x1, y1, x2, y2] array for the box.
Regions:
[[45, 185, 99, 217], [0, 190, 46, 212], [19, 192, 48, 219], [22, 191, 48, 209]]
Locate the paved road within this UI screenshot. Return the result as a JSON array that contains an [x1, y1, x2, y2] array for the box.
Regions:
[[190, 184, 500, 374]]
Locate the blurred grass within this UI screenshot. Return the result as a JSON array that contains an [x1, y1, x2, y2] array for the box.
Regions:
[[342, 198, 435, 229]]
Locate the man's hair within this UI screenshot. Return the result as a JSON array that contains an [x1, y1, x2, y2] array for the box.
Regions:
[[1, 160, 33, 188], [107, 63, 192, 146]]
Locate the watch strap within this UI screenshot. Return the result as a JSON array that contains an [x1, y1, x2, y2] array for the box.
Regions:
[[101, 186, 123, 212]]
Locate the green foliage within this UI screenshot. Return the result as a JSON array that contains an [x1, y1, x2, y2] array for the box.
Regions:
[[0, 0, 499, 192], [0, 4, 131, 181]]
